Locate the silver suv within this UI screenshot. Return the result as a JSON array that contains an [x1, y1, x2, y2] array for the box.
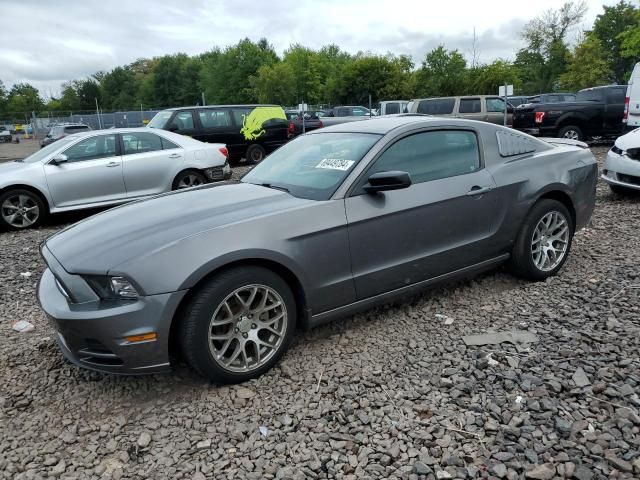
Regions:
[[408, 95, 514, 125]]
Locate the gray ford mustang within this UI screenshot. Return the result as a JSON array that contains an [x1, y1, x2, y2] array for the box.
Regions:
[[37, 116, 597, 383]]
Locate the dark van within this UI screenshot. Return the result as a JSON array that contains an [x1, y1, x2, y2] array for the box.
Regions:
[[147, 105, 289, 163]]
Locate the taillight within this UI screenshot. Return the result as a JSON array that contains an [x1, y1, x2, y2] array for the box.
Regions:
[[288, 121, 295, 135], [534, 111, 546, 124], [623, 96, 630, 123], [218, 147, 228, 158], [318, 120, 324, 128]]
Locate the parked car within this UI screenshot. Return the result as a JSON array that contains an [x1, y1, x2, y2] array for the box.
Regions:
[[512, 85, 627, 140], [408, 96, 514, 125], [330, 106, 372, 117], [602, 128, 640, 195], [0, 126, 11, 143], [148, 105, 289, 164], [376, 100, 409, 115], [313, 106, 373, 127], [285, 110, 324, 136], [623, 62, 640, 131], [37, 116, 597, 383], [41, 124, 91, 148], [0, 128, 230, 230]]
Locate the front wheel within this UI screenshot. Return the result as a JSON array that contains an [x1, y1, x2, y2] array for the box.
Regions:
[[510, 199, 574, 281], [246, 144, 266, 164], [179, 266, 297, 383], [0, 189, 47, 230], [172, 170, 207, 190]]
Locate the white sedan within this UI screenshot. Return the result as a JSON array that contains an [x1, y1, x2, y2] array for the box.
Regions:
[[603, 128, 640, 194], [0, 128, 231, 230]]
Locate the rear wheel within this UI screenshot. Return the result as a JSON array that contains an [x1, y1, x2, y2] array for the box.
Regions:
[[172, 170, 207, 190], [246, 144, 266, 164], [0, 189, 47, 230], [179, 266, 296, 383], [510, 199, 574, 281], [558, 125, 583, 141]]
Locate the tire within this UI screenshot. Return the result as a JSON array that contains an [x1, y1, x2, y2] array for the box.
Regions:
[[510, 199, 574, 281], [178, 266, 297, 383], [246, 144, 266, 164], [172, 170, 207, 190], [610, 184, 639, 196], [0, 189, 47, 230], [558, 125, 583, 141]]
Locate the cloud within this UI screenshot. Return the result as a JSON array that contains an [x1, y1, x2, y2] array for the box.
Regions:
[[0, 0, 617, 97]]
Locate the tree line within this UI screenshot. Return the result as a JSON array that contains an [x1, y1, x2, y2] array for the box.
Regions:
[[0, 1, 638, 120]]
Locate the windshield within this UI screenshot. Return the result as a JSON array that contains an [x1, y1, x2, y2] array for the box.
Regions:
[[21, 137, 76, 163], [147, 111, 173, 129], [242, 132, 381, 200]]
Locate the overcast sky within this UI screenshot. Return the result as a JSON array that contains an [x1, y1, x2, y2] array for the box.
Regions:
[[0, 0, 619, 98]]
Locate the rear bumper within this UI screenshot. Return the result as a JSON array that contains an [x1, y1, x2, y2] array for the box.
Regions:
[[37, 263, 187, 375]]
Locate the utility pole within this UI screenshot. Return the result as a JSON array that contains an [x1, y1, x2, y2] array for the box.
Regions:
[[95, 98, 101, 129], [202, 92, 206, 106]]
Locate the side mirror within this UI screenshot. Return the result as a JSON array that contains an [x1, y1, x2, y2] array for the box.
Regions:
[[364, 171, 412, 193], [50, 154, 68, 166], [167, 125, 179, 132]]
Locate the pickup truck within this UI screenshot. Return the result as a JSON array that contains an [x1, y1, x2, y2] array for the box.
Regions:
[[512, 85, 627, 141]]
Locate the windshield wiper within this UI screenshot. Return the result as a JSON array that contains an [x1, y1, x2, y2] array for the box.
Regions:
[[259, 182, 290, 193]]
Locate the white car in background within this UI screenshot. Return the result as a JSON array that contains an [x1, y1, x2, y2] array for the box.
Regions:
[[602, 128, 640, 195], [0, 128, 231, 230]]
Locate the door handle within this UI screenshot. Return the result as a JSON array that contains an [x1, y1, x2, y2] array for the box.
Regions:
[[466, 185, 493, 196], [106, 161, 119, 168], [168, 153, 182, 159]]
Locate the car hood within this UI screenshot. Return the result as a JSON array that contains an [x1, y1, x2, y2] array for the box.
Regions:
[[45, 182, 310, 274], [0, 161, 30, 174], [615, 128, 640, 150]]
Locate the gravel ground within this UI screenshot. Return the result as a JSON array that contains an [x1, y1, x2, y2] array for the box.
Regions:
[[0, 137, 40, 162], [0, 147, 638, 480]]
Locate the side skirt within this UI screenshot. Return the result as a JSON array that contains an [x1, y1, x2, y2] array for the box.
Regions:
[[307, 254, 510, 329]]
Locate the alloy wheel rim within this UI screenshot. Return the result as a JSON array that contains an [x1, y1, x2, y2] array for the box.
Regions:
[[251, 149, 263, 162], [1, 194, 39, 228], [208, 284, 287, 373], [178, 174, 203, 189], [531, 211, 569, 271], [563, 130, 579, 140]]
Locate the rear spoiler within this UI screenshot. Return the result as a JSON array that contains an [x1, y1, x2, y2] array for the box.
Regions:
[[541, 137, 589, 149]]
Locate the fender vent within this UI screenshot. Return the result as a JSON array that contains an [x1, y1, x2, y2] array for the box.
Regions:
[[496, 130, 537, 157]]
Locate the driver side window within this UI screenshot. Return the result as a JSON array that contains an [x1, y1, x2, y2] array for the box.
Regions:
[[363, 130, 480, 188], [62, 135, 117, 162]]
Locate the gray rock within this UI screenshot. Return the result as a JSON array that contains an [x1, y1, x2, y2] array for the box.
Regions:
[[413, 461, 432, 475], [137, 432, 152, 448], [491, 463, 508, 478], [572, 368, 591, 387], [525, 463, 556, 479]]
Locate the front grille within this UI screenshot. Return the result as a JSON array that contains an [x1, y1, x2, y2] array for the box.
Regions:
[[618, 173, 640, 186]]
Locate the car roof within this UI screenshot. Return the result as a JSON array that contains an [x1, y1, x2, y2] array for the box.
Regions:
[[309, 115, 493, 135], [164, 104, 280, 111], [579, 85, 627, 91]]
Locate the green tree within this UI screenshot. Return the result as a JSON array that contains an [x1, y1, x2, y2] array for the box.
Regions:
[[0, 80, 8, 116], [100, 67, 137, 109], [560, 35, 612, 90], [516, 1, 587, 93], [200, 38, 278, 104], [619, 10, 640, 62], [416, 46, 467, 97], [58, 82, 81, 111], [467, 60, 522, 95], [252, 62, 296, 104], [283, 45, 322, 104], [591, 1, 639, 84], [6, 83, 44, 115]]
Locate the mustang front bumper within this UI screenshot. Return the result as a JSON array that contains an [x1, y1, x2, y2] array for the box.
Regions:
[[37, 249, 187, 375]]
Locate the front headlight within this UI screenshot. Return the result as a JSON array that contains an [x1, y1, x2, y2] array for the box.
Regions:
[[84, 275, 139, 300]]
